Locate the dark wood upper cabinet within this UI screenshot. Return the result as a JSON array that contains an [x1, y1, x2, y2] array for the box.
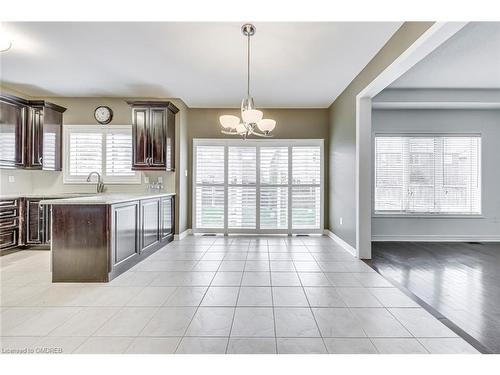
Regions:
[[42, 106, 64, 171], [0, 96, 28, 168], [127, 101, 178, 171], [26, 107, 43, 168], [26, 101, 66, 171], [0, 94, 66, 171], [132, 107, 149, 169], [166, 109, 175, 171]]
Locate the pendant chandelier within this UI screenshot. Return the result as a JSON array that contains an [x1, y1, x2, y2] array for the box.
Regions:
[[220, 23, 276, 138]]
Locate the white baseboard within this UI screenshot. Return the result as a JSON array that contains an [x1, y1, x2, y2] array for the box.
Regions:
[[174, 229, 192, 241], [372, 234, 500, 242], [324, 230, 358, 257]]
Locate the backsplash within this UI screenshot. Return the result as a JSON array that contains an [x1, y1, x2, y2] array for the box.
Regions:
[[0, 169, 175, 196]]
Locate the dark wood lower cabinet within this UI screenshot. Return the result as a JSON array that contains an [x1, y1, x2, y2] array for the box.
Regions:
[[111, 201, 140, 266], [141, 198, 160, 252], [0, 229, 18, 250], [0, 199, 20, 250], [161, 196, 174, 240], [24, 198, 51, 247], [26, 199, 42, 244], [51, 205, 110, 282], [50, 194, 175, 282]]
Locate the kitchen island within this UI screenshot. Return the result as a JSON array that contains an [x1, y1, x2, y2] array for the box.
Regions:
[[40, 193, 175, 282]]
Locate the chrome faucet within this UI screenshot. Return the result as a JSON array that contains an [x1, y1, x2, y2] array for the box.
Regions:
[[86, 171, 105, 193]]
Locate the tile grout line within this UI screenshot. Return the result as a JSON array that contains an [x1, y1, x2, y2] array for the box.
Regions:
[[121, 241, 214, 354], [172, 237, 220, 354], [384, 306, 431, 353], [298, 241, 329, 353], [268, 240, 278, 354], [224, 240, 249, 354], [3, 235, 477, 354]]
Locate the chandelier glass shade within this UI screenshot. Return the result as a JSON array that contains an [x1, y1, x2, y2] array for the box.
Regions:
[[220, 24, 276, 138]]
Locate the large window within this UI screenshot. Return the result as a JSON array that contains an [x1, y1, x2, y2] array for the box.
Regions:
[[64, 125, 140, 184], [193, 139, 323, 233], [374, 135, 481, 215]]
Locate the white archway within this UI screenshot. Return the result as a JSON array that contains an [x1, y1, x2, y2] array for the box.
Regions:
[[355, 22, 468, 259]]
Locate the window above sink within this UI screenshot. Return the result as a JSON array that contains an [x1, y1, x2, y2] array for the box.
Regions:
[[63, 125, 141, 184]]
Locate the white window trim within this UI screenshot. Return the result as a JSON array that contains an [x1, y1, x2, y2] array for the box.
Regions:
[[63, 124, 142, 185], [372, 132, 483, 217], [192, 138, 324, 235]]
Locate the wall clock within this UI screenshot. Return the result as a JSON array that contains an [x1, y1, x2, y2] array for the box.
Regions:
[[94, 106, 113, 125]]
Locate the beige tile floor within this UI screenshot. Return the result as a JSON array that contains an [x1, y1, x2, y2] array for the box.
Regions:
[[0, 236, 479, 354]]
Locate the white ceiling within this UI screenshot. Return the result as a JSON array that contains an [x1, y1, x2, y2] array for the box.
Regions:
[[390, 22, 500, 89], [0, 22, 401, 107]]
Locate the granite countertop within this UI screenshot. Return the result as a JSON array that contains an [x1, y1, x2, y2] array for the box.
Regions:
[[39, 192, 176, 205], [0, 193, 96, 200]]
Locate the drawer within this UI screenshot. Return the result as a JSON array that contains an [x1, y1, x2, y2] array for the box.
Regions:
[[0, 199, 18, 211], [0, 208, 17, 219], [0, 229, 18, 249], [0, 218, 18, 231]]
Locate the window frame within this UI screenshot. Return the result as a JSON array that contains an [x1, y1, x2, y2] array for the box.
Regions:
[[372, 132, 483, 218], [192, 138, 324, 234], [63, 124, 142, 185]]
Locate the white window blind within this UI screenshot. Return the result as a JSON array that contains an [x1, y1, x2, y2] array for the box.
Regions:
[[0, 133, 15, 162], [229, 147, 256, 185], [260, 147, 288, 184], [106, 130, 135, 178], [195, 146, 225, 229], [69, 132, 102, 176], [292, 186, 321, 229], [291, 146, 321, 229], [292, 146, 321, 184], [43, 132, 57, 170], [260, 147, 289, 230], [260, 186, 288, 229], [195, 186, 225, 228], [196, 145, 224, 184], [228, 147, 256, 228], [193, 140, 323, 233], [64, 125, 140, 184], [374, 135, 481, 215], [228, 187, 256, 228]]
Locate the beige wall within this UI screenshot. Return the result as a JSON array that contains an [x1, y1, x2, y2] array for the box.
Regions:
[[328, 22, 434, 247], [3, 23, 437, 237], [187, 108, 330, 229], [1, 85, 327, 233], [0, 87, 189, 234]]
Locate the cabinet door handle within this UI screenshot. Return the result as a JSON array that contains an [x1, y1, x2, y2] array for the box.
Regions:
[[38, 156, 43, 164]]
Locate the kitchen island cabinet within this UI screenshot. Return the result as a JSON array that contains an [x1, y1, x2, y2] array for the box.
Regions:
[[41, 193, 175, 282]]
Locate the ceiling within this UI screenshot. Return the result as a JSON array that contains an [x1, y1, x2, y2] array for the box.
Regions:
[[390, 22, 500, 89], [0, 22, 401, 108]]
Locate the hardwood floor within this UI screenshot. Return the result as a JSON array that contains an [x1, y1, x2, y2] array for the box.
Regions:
[[370, 241, 500, 353]]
